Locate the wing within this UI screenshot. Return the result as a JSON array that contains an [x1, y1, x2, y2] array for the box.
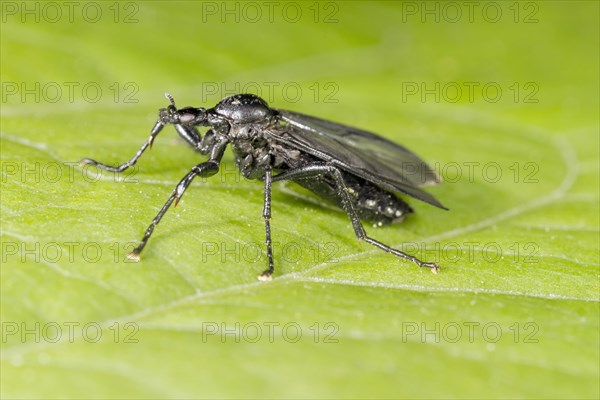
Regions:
[[269, 109, 447, 209]]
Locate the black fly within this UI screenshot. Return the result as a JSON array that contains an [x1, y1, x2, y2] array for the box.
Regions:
[[81, 93, 447, 280]]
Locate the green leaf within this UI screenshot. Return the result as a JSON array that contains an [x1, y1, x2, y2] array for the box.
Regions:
[[1, 2, 598, 399]]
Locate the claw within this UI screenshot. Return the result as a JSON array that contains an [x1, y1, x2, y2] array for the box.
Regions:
[[416, 260, 440, 274], [79, 158, 95, 167], [423, 262, 440, 274], [257, 272, 272, 282]]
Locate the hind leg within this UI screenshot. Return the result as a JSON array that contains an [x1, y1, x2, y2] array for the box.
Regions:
[[273, 163, 440, 273]]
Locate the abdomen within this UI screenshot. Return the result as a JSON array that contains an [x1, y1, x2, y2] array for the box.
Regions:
[[293, 170, 413, 226]]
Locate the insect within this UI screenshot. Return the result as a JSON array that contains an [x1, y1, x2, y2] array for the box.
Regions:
[[81, 93, 447, 280]]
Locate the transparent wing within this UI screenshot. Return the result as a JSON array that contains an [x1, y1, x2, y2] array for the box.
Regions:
[[268, 109, 446, 209]]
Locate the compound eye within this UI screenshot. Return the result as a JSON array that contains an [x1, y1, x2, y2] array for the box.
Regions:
[[178, 107, 205, 125], [180, 112, 195, 124]]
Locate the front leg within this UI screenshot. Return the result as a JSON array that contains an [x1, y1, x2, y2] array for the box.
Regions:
[[128, 160, 220, 260], [128, 137, 229, 260], [81, 94, 209, 171], [80, 119, 166, 173]]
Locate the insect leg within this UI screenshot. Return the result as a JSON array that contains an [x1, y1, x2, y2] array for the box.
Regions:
[[173, 124, 202, 150], [127, 160, 220, 261], [258, 167, 275, 281], [80, 119, 167, 173], [273, 163, 440, 273]]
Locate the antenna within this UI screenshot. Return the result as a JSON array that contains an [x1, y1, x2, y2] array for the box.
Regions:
[[164, 92, 176, 108]]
